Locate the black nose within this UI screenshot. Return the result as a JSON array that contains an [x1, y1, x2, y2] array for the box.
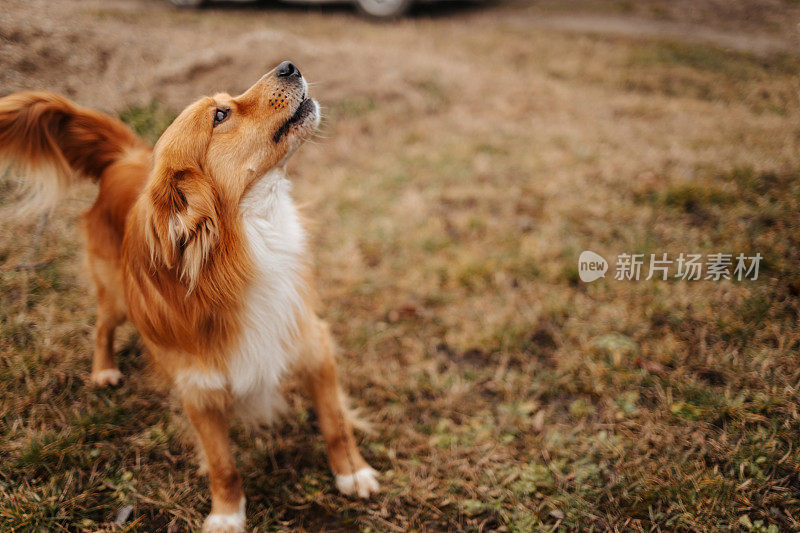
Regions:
[[276, 61, 300, 78]]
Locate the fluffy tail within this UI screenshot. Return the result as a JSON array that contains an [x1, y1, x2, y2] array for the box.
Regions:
[[0, 91, 144, 215]]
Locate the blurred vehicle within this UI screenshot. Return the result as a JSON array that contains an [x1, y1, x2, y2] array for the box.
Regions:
[[169, 0, 416, 19]]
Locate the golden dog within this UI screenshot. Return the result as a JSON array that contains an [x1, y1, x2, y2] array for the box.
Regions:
[[0, 61, 379, 532]]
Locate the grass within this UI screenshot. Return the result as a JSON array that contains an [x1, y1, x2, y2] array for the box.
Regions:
[[2, 0, 800, 530], [118, 103, 177, 146]]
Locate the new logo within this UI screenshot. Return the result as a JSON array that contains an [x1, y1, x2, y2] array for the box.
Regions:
[[578, 250, 608, 282]]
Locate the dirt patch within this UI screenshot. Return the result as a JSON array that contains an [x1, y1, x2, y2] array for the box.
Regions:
[[530, 13, 799, 56]]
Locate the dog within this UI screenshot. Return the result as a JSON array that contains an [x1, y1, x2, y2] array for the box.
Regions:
[[0, 61, 379, 532]]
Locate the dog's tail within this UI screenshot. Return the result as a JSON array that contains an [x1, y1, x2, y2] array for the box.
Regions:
[[0, 91, 144, 215]]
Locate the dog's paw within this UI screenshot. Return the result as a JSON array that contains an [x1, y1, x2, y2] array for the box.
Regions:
[[202, 514, 244, 533], [202, 500, 245, 533], [90, 368, 124, 387], [335, 467, 380, 499]]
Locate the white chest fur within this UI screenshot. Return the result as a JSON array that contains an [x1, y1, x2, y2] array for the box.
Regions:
[[175, 169, 308, 422], [231, 169, 307, 420]]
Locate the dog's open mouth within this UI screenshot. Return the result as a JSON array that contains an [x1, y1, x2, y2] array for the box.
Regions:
[[273, 98, 315, 142]]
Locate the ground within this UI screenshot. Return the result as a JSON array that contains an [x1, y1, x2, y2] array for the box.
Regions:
[[1, 0, 799, 531]]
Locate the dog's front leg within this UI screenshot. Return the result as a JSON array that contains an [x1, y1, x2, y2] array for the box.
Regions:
[[183, 396, 245, 533], [300, 318, 380, 499]]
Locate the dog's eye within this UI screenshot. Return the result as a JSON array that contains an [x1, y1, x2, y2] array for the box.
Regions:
[[213, 108, 229, 127]]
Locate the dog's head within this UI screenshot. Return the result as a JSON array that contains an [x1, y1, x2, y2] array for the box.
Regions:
[[144, 61, 319, 287]]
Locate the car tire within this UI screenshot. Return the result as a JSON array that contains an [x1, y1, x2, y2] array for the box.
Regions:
[[355, 0, 411, 19], [169, 0, 206, 7]]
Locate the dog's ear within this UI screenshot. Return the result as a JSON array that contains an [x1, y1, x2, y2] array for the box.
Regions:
[[145, 166, 220, 291]]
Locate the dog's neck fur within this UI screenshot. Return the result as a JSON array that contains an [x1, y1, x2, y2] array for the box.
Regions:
[[239, 167, 292, 218]]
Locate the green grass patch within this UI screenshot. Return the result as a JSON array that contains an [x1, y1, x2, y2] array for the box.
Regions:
[[118, 102, 177, 145]]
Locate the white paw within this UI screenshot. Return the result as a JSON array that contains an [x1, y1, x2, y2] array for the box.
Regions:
[[90, 368, 123, 387], [335, 467, 380, 499], [202, 499, 245, 533]]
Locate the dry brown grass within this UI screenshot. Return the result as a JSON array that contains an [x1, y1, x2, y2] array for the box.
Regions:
[[1, 0, 799, 530]]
